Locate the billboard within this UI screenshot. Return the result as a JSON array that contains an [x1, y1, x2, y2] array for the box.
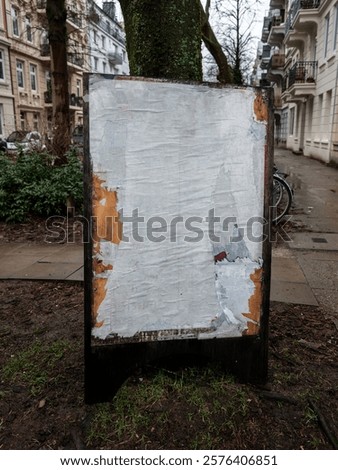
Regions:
[[84, 76, 272, 400]]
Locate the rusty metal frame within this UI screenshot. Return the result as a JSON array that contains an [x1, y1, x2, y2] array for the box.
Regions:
[[83, 75, 273, 404]]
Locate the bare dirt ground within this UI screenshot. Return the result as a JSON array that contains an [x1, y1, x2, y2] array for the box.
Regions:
[[0, 220, 337, 450]]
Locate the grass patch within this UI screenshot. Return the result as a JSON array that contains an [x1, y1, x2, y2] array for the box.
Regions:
[[86, 366, 252, 449], [2, 339, 71, 396]]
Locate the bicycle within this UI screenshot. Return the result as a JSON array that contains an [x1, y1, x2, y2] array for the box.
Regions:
[[272, 166, 293, 224]]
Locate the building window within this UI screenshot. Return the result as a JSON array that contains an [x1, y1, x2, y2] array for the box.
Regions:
[[324, 13, 330, 58], [0, 50, 4, 80], [12, 7, 19, 36], [20, 111, 26, 131], [0, 104, 3, 135], [106, 21, 110, 34], [94, 57, 98, 71], [16, 60, 24, 88], [102, 35, 106, 48], [30, 64, 37, 91], [334, 5, 338, 50], [33, 113, 39, 131], [93, 30, 97, 43], [102, 61, 106, 73], [46, 70, 51, 91], [76, 79, 81, 96], [289, 108, 295, 136], [324, 90, 332, 134], [26, 17, 32, 42]]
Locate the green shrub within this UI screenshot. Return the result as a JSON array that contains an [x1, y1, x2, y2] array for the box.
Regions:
[[0, 150, 83, 222]]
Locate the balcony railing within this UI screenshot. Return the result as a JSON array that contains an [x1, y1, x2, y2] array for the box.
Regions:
[[44, 91, 83, 108], [285, 0, 321, 34], [288, 61, 317, 87], [37, 0, 46, 8], [40, 43, 50, 57], [70, 94, 83, 107], [67, 53, 84, 67], [67, 8, 82, 28]]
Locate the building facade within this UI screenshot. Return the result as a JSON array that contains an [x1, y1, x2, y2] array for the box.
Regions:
[[0, 0, 128, 140], [0, 0, 16, 138], [87, 0, 129, 76], [256, 0, 338, 164]]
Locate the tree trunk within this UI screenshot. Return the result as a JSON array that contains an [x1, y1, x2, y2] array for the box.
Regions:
[[119, 0, 203, 82], [46, 0, 70, 162], [200, 6, 233, 84]]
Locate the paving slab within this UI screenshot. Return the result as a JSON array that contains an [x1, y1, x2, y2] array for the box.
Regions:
[[297, 250, 338, 261], [40, 244, 83, 264], [297, 256, 338, 290], [5, 244, 66, 256], [270, 280, 318, 305], [0, 255, 45, 278], [66, 267, 84, 281], [271, 257, 307, 283], [8, 262, 82, 280], [312, 288, 338, 320], [287, 232, 338, 251]]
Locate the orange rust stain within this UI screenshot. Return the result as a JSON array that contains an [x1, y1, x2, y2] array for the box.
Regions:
[[93, 257, 113, 274], [242, 267, 262, 336], [91, 174, 122, 326], [254, 93, 268, 122], [92, 174, 122, 246]]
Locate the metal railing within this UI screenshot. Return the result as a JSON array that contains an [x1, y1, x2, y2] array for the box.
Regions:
[[40, 43, 50, 57], [285, 0, 321, 34], [67, 53, 84, 67], [70, 94, 83, 107], [44, 91, 83, 107], [288, 61, 317, 87], [67, 8, 82, 28], [90, 13, 126, 44]]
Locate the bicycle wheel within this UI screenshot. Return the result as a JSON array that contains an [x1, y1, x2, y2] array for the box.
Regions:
[[272, 174, 293, 224]]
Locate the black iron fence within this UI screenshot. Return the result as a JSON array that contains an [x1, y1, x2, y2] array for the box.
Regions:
[[44, 91, 83, 108], [288, 61, 317, 87], [40, 43, 50, 57], [285, 0, 321, 34], [67, 53, 84, 67]]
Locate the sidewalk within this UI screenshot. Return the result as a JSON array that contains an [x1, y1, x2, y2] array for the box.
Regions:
[[271, 149, 338, 322], [0, 243, 83, 281], [1, 149, 338, 319]]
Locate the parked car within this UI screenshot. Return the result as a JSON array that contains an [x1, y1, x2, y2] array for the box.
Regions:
[[5, 130, 45, 154]]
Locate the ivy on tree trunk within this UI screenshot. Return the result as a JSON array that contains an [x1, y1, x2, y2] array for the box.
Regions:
[[46, 0, 70, 162], [119, 0, 203, 82]]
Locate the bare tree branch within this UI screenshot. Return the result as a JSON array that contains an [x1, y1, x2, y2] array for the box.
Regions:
[[199, 1, 232, 83]]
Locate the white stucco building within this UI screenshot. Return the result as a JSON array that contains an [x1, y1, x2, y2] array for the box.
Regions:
[[87, 1, 129, 76], [258, 0, 338, 164]]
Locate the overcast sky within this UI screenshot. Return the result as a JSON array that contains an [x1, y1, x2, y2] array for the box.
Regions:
[[95, 0, 271, 53]]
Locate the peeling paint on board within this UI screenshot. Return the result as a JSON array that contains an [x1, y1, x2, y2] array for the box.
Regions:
[[254, 92, 269, 123], [88, 77, 269, 342], [243, 268, 263, 336], [92, 174, 122, 326]]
